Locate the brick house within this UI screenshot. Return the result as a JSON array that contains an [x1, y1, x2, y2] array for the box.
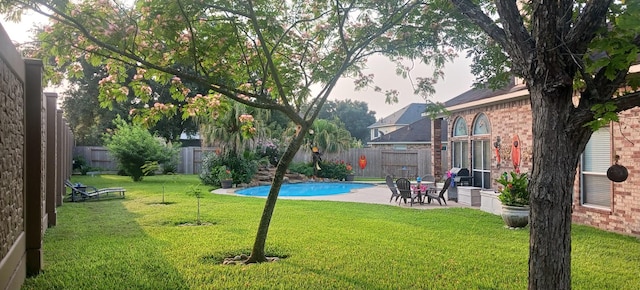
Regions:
[[431, 74, 640, 237]]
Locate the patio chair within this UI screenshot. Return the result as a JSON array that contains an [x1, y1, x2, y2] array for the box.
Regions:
[[386, 175, 401, 202], [64, 180, 126, 202], [396, 178, 418, 206], [426, 177, 451, 206]]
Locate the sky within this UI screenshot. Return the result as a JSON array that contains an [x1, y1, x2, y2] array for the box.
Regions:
[[1, 13, 476, 119]]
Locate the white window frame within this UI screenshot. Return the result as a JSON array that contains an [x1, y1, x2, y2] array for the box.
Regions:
[[471, 114, 491, 189], [580, 127, 611, 209]]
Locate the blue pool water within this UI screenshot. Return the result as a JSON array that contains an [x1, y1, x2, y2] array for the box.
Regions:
[[235, 182, 374, 197]]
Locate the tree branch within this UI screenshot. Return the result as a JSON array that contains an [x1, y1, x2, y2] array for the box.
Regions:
[[566, 0, 614, 54]]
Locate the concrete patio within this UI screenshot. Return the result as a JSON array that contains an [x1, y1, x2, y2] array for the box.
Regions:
[[213, 183, 471, 209]]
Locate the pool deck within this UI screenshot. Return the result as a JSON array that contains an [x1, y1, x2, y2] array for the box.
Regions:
[[213, 182, 470, 210]]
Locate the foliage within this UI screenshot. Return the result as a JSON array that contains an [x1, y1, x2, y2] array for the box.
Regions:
[[103, 117, 171, 181], [161, 141, 181, 174], [318, 100, 376, 142], [200, 151, 257, 186], [255, 139, 283, 166], [62, 60, 199, 145], [216, 166, 232, 181], [317, 160, 350, 180], [287, 162, 314, 177], [21, 174, 640, 290], [72, 155, 87, 174], [4, 0, 489, 263], [496, 172, 530, 207]]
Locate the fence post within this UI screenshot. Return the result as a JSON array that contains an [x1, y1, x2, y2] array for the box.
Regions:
[[45, 93, 57, 226], [24, 59, 45, 276]]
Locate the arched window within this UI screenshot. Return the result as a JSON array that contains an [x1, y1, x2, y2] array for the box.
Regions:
[[472, 113, 491, 189], [472, 113, 490, 135], [451, 117, 469, 169], [453, 117, 468, 137]]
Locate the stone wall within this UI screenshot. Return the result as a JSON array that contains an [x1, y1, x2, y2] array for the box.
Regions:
[[0, 36, 25, 272], [0, 24, 73, 290], [0, 24, 27, 290]]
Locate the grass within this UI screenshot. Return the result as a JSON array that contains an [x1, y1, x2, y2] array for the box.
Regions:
[[23, 175, 640, 289]]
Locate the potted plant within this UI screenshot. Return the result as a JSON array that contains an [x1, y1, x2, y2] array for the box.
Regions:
[[496, 171, 530, 228], [218, 166, 233, 189], [345, 163, 355, 181]]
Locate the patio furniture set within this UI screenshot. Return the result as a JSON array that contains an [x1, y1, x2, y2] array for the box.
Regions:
[[386, 175, 451, 206]]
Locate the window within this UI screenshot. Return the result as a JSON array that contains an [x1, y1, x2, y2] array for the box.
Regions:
[[472, 113, 491, 189], [453, 117, 468, 137], [472, 140, 492, 188], [451, 117, 469, 169], [581, 127, 611, 208], [452, 141, 469, 168], [393, 145, 407, 151]]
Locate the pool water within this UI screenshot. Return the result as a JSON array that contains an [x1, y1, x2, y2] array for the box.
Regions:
[[235, 182, 374, 197]]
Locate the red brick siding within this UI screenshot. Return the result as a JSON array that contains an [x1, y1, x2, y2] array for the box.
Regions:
[[446, 98, 640, 237]]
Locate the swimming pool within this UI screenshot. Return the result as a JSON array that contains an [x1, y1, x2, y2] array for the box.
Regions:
[[235, 182, 374, 197]]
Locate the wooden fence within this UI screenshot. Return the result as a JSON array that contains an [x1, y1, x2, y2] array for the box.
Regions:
[[74, 146, 449, 178]]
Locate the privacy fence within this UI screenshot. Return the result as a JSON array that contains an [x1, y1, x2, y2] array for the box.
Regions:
[[0, 26, 74, 289], [75, 146, 447, 179]]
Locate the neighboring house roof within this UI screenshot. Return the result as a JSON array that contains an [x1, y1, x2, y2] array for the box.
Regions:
[[369, 117, 447, 144], [368, 103, 428, 129]]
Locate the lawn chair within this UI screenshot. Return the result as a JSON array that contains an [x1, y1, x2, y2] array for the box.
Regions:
[[386, 175, 401, 202], [64, 180, 126, 202], [426, 177, 451, 206], [396, 178, 418, 206]]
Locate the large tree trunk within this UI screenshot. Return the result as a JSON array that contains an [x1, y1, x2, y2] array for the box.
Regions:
[[246, 125, 308, 263], [527, 85, 592, 289]]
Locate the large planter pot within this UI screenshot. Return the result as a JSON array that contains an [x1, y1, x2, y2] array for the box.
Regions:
[[501, 205, 529, 228], [220, 179, 233, 189], [345, 174, 355, 181]]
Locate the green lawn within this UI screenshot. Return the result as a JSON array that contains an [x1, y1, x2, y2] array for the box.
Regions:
[[23, 175, 640, 289]]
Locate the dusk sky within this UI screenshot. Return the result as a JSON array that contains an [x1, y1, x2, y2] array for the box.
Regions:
[[2, 13, 476, 119]]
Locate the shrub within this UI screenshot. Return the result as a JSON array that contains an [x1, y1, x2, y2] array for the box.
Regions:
[[255, 139, 283, 166], [496, 171, 530, 206], [288, 162, 314, 177], [161, 142, 181, 174], [200, 151, 258, 186], [317, 160, 349, 180], [103, 117, 171, 181]]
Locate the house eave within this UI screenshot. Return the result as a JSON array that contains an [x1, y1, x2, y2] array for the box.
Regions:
[[444, 86, 529, 114]]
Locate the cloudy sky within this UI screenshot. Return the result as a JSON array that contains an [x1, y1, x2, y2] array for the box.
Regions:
[[1, 14, 476, 119]]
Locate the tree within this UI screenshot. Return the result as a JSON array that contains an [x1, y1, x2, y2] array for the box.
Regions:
[[304, 118, 355, 153], [104, 117, 172, 181], [4, 0, 457, 264], [319, 99, 376, 142], [448, 1, 640, 288], [63, 60, 199, 145]]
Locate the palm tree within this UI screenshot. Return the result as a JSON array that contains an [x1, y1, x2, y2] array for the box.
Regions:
[[199, 101, 270, 153]]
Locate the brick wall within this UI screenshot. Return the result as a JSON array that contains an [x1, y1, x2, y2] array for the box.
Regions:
[[572, 107, 640, 237], [447, 98, 533, 189], [446, 96, 640, 237]]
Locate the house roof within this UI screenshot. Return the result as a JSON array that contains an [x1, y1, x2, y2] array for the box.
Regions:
[[367, 103, 428, 129], [368, 117, 448, 144], [444, 81, 528, 108]]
